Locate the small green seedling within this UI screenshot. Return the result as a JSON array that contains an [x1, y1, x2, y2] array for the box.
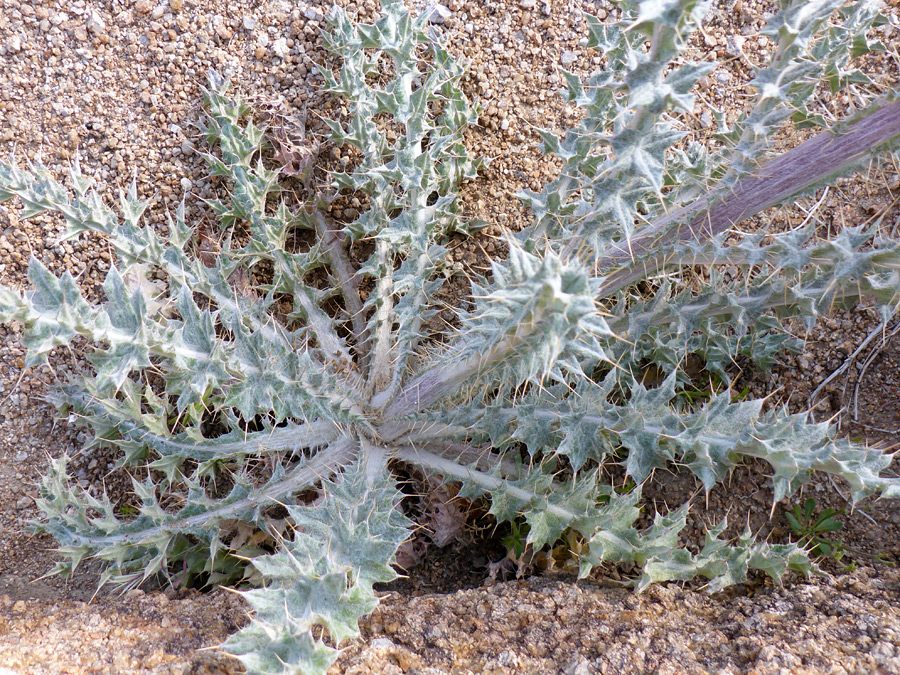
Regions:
[[786, 497, 845, 559], [502, 518, 531, 561]]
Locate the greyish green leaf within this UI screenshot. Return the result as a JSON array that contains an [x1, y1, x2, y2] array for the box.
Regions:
[[1, 1, 899, 673]]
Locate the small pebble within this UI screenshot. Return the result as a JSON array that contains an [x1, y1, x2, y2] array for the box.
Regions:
[[86, 10, 106, 33], [215, 23, 234, 40], [370, 638, 397, 651], [271, 37, 289, 58], [560, 51, 577, 66], [429, 5, 452, 24]]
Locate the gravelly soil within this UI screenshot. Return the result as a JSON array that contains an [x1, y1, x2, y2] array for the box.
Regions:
[[2, 571, 900, 674], [0, 0, 899, 673]]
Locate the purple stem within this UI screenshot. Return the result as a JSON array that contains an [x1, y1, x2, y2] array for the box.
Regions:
[[596, 100, 900, 297], [312, 209, 366, 343], [384, 101, 900, 420]]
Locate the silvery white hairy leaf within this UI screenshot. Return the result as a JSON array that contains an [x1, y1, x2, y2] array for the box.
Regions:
[[222, 455, 410, 675], [1, 0, 899, 673]]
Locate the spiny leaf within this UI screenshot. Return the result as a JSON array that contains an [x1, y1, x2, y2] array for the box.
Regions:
[[1, 1, 899, 674], [223, 457, 410, 675]]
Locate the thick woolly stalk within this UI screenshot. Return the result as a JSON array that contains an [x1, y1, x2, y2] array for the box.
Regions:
[[597, 100, 900, 297]]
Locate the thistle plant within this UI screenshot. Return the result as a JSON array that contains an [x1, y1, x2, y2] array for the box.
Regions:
[[1, 0, 900, 673]]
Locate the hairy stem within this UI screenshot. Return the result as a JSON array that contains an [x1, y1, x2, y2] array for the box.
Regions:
[[393, 444, 578, 521], [312, 209, 366, 345], [596, 100, 900, 297], [62, 436, 359, 547], [382, 319, 538, 419], [367, 239, 395, 397], [106, 420, 342, 462]]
